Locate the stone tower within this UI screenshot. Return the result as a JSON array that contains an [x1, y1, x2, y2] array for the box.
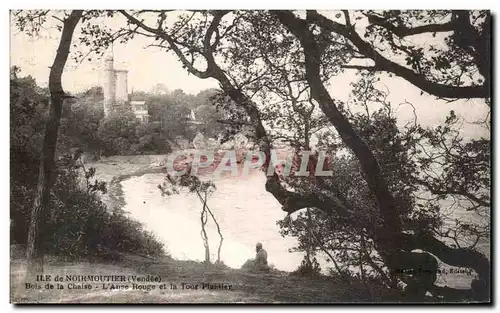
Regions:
[[114, 69, 129, 104], [102, 52, 129, 116], [101, 52, 148, 122], [103, 54, 116, 117]]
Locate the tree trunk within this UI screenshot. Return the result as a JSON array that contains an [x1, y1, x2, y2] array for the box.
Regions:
[[26, 10, 83, 276], [275, 10, 490, 300], [196, 190, 224, 265], [122, 10, 490, 300], [200, 202, 210, 264], [205, 200, 224, 264]]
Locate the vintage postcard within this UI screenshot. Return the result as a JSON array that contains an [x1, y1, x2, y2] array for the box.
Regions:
[[10, 9, 491, 304]]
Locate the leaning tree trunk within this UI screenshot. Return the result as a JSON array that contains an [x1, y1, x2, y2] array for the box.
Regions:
[[26, 10, 83, 276], [275, 10, 490, 300], [122, 9, 489, 301]]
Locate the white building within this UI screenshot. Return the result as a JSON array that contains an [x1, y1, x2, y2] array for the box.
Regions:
[[131, 100, 149, 123]]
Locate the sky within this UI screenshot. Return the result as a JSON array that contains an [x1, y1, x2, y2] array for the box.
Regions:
[[10, 13, 220, 95], [9, 10, 490, 138]]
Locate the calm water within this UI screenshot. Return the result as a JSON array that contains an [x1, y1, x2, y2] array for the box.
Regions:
[[121, 172, 305, 271], [121, 171, 490, 288]]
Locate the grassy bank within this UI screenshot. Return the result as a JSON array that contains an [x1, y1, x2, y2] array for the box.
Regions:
[[11, 156, 445, 303], [11, 246, 410, 304]]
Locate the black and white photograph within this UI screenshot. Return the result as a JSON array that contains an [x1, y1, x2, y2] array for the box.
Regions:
[[9, 8, 491, 304]]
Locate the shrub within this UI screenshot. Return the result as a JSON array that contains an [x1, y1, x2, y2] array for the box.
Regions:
[[10, 155, 166, 261], [10, 70, 166, 261], [291, 256, 322, 277]]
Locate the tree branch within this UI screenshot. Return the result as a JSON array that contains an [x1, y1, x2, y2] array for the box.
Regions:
[[415, 177, 490, 208], [366, 13, 455, 37], [341, 65, 376, 70], [120, 10, 212, 79], [276, 10, 403, 236], [308, 10, 489, 99]]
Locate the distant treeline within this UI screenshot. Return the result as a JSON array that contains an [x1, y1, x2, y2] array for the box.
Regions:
[[10, 66, 166, 260], [13, 70, 229, 159]]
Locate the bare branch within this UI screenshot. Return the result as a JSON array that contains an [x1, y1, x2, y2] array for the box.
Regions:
[[365, 13, 455, 37], [307, 10, 489, 99], [120, 10, 212, 79], [342, 65, 376, 71]]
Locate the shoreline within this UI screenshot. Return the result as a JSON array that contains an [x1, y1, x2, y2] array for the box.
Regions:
[[87, 154, 169, 210], [83, 154, 485, 291], [90, 152, 266, 211], [106, 167, 166, 210]]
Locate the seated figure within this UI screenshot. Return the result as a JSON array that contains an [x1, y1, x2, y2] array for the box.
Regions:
[[253, 242, 270, 272], [240, 242, 270, 273]]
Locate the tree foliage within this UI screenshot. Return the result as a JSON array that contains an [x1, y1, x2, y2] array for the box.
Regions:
[[104, 9, 489, 301], [14, 9, 490, 301], [10, 67, 165, 262]]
